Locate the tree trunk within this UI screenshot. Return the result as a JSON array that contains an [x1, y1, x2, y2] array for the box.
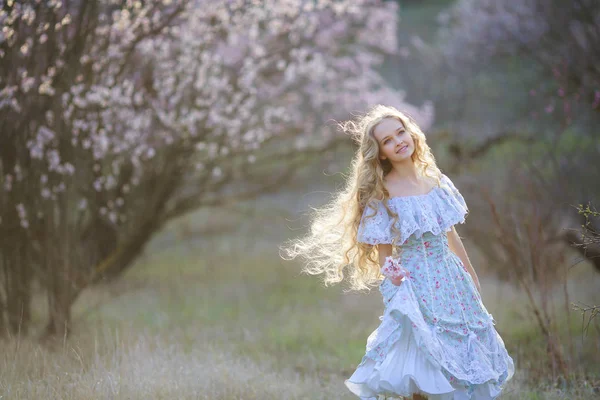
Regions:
[[43, 264, 73, 339], [4, 242, 32, 336], [97, 217, 162, 283], [0, 285, 5, 338], [91, 171, 176, 284], [40, 208, 164, 338], [43, 297, 72, 339]]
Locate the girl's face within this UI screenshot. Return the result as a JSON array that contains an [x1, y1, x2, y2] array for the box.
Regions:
[[372, 117, 415, 163]]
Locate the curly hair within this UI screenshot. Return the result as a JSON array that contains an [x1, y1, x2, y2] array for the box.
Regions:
[[280, 105, 442, 291]]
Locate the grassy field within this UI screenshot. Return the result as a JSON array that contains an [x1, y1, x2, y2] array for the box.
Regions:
[[1, 199, 599, 399]]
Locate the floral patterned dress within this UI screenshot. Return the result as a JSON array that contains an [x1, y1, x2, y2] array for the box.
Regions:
[[345, 174, 514, 400]]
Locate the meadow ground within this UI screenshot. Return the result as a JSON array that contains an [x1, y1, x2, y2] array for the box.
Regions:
[[1, 202, 599, 399]]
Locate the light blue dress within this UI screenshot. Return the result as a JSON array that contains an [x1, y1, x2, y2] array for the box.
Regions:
[[345, 174, 514, 400]]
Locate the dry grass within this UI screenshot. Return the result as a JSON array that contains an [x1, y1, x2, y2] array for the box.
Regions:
[[1, 329, 346, 399]]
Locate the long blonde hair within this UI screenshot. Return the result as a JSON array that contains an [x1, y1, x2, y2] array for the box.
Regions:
[[280, 105, 442, 291]]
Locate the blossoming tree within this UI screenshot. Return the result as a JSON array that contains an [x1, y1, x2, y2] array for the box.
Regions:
[[0, 0, 432, 337]]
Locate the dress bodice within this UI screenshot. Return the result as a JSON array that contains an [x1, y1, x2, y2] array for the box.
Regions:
[[356, 173, 471, 305]]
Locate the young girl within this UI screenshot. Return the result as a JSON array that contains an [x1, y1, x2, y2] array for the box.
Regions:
[[282, 105, 514, 399]]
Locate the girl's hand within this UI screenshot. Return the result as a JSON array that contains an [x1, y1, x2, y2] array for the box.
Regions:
[[390, 276, 406, 286], [382, 256, 410, 286]]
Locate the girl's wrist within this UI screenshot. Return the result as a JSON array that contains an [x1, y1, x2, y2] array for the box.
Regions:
[[381, 256, 410, 281]]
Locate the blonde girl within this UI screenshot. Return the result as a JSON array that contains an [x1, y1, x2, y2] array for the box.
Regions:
[[282, 105, 514, 399]]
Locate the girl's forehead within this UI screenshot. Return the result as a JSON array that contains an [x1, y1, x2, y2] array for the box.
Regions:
[[373, 118, 404, 139]]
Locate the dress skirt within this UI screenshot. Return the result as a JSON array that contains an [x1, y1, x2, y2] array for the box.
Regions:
[[344, 277, 514, 400]]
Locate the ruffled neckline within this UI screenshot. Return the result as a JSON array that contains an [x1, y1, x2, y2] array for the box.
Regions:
[[356, 174, 469, 246]]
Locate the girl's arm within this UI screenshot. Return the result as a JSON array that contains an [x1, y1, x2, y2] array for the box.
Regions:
[[447, 226, 481, 293], [377, 244, 406, 286], [378, 243, 393, 265]]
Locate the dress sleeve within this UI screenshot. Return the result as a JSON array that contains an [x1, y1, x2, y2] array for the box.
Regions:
[[440, 173, 469, 225], [357, 200, 394, 245]]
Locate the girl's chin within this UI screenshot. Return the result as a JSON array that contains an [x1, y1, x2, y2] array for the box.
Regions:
[[393, 150, 412, 159]]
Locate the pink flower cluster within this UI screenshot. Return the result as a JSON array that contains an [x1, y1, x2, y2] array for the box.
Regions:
[[381, 256, 410, 281]]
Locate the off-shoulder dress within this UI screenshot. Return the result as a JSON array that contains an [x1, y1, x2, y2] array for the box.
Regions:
[[345, 173, 514, 400]]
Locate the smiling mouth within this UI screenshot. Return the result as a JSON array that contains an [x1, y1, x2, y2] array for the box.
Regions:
[[397, 145, 408, 153]]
